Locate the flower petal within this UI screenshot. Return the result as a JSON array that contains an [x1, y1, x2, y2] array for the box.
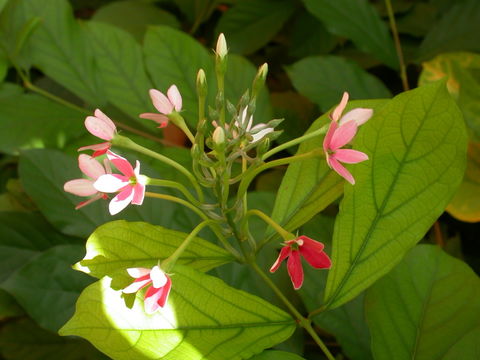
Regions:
[[298, 236, 331, 269], [149, 89, 173, 114], [329, 121, 358, 150], [167, 85, 182, 111], [75, 193, 105, 210], [132, 183, 145, 205], [93, 109, 116, 131], [107, 151, 134, 177], [329, 157, 355, 185], [123, 274, 152, 294], [85, 113, 116, 141], [144, 276, 172, 313], [331, 92, 349, 122], [77, 142, 110, 153], [78, 154, 106, 179], [269, 246, 291, 273], [251, 127, 274, 142], [339, 108, 373, 127], [323, 121, 338, 154], [139, 113, 169, 128], [127, 268, 151, 278], [333, 149, 369, 164], [64, 179, 97, 197], [108, 186, 134, 215], [94, 174, 129, 193], [287, 250, 304, 290], [149, 266, 168, 288]]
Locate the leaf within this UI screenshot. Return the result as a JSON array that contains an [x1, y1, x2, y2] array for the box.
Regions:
[[365, 245, 480, 360], [249, 350, 306, 360], [0, 289, 23, 319], [144, 25, 214, 127], [60, 265, 296, 360], [17, 0, 106, 104], [215, 0, 296, 55], [92, 0, 180, 42], [323, 81, 468, 310], [78, 220, 234, 279], [0, 92, 84, 154], [0, 211, 78, 284], [269, 99, 388, 240], [0, 318, 108, 360], [287, 56, 391, 112], [418, 0, 480, 61], [447, 142, 480, 222], [418, 51, 480, 140], [302, 0, 398, 69], [2, 244, 93, 332], [85, 21, 153, 121]]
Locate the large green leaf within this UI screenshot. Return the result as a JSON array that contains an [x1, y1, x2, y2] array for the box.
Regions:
[[249, 350, 306, 360], [18, 0, 106, 105], [324, 81, 468, 310], [365, 245, 480, 360], [0, 211, 79, 284], [215, 0, 295, 55], [269, 99, 388, 240], [0, 289, 23, 319], [144, 25, 214, 127], [0, 92, 84, 154], [85, 21, 153, 121], [418, 0, 480, 61], [287, 56, 391, 112], [0, 318, 107, 360], [60, 265, 295, 360], [78, 220, 234, 279], [92, 0, 180, 42], [2, 244, 93, 332], [302, 0, 398, 69]]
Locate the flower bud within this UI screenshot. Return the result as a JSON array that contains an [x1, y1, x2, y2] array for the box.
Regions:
[[252, 63, 268, 98], [216, 33, 228, 59], [212, 126, 225, 146], [196, 69, 207, 97]]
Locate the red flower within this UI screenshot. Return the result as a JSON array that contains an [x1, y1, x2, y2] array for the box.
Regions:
[[123, 266, 172, 314], [270, 236, 332, 290]]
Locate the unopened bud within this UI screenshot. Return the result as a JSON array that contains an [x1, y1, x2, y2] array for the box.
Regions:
[[216, 33, 228, 59], [252, 63, 268, 98], [212, 126, 225, 146], [196, 69, 207, 97], [256, 137, 271, 157]]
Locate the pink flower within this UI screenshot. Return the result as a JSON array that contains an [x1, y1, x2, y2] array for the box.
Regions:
[[78, 109, 117, 157], [323, 92, 373, 185], [270, 236, 331, 290], [93, 151, 146, 215], [140, 86, 182, 128], [64, 154, 110, 209], [123, 266, 172, 314]]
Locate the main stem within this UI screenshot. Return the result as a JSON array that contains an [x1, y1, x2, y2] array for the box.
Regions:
[[250, 262, 335, 360], [385, 0, 409, 91]]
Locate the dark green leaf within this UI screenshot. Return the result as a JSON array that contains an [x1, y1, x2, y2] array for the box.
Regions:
[[250, 350, 306, 360], [0, 289, 23, 319]]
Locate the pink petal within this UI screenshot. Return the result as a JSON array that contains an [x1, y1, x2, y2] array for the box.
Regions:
[[132, 184, 145, 205], [94, 174, 129, 193], [64, 179, 97, 197], [329, 121, 358, 150], [329, 157, 355, 185], [127, 268, 151, 278], [108, 186, 134, 215], [269, 246, 291, 273], [298, 236, 331, 269], [75, 193, 105, 210], [339, 108, 373, 127], [139, 113, 169, 128], [144, 276, 172, 313], [333, 149, 369, 164], [78, 154, 106, 179], [323, 121, 338, 154], [107, 151, 134, 177], [93, 109, 116, 132], [167, 85, 182, 111], [149, 89, 173, 114], [331, 92, 349, 122], [287, 250, 304, 290], [123, 274, 152, 294], [77, 142, 110, 153], [149, 266, 168, 288], [84, 113, 116, 141]]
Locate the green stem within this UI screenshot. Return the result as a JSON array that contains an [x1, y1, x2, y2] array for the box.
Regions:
[[162, 220, 215, 272], [261, 124, 329, 161], [169, 112, 195, 144], [145, 177, 202, 207], [250, 262, 335, 360], [237, 150, 322, 202], [385, 0, 409, 91], [308, 305, 326, 319], [243, 209, 293, 242], [113, 135, 204, 202]]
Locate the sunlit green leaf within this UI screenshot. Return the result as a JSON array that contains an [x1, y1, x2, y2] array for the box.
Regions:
[[2, 244, 93, 332], [303, 0, 398, 68], [365, 245, 480, 360], [324, 81, 467, 310], [215, 0, 295, 55], [287, 56, 391, 112], [60, 265, 296, 360], [78, 220, 234, 279], [250, 350, 306, 360]]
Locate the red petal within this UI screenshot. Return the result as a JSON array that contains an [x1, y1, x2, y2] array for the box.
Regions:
[[287, 250, 304, 290], [269, 246, 291, 273], [299, 236, 331, 269]]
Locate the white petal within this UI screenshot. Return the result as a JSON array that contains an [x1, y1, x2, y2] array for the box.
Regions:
[[94, 174, 128, 193], [339, 108, 373, 127], [108, 188, 134, 215], [150, 265, 168, 288], [127, 267, 151, 278]]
